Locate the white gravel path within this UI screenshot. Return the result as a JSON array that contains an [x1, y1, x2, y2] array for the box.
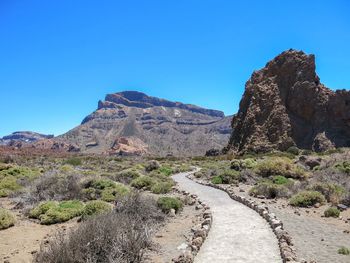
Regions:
[[173, 172, 282, 263]]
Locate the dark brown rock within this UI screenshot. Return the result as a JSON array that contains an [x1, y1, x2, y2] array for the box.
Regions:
[[226, 49, 350, 154]]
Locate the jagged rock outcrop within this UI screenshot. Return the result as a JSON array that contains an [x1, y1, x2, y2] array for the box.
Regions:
[[61, 91, 232, 156], [226, 49, 350, 154]]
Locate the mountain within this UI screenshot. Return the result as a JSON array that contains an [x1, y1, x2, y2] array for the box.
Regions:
[[225, 49, 350, 154], [60, 91, 232, 156], [0, 131, 54, 145]]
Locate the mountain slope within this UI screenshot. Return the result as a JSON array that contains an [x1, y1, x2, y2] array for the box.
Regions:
[[60, 91, 232, 156]]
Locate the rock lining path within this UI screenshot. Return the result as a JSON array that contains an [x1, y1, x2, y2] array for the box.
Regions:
[[173, 172, 282, 263]]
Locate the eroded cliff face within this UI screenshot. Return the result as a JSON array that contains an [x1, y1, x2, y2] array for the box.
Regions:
[[226, 49, 350, 154]]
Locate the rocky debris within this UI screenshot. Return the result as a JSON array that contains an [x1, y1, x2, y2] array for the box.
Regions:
[[108, 137, 148, 156], [298, 155, 322, 169], [337, 204, 348, 211], [226, 49, 350, 154], [60, 91, 232, 156]]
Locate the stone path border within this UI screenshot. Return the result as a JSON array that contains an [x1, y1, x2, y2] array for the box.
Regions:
[[171, 187, 213, 263]]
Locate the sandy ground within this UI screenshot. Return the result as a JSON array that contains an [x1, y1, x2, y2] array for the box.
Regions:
[[0, 198, 77, 263], [145, 205, 202, 263], [233, 184, 350, 263], [173, 172, 282, 263]]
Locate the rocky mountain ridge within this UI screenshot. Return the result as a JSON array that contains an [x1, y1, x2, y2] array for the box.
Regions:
[[225, 49, 350, 154], [0, 131, 54, 145], [60, 91, 232, 156]]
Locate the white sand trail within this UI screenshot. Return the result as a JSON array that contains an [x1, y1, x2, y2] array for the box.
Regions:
[[173, 172, 282, 263]]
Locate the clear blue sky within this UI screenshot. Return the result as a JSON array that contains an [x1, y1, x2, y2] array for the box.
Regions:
[[0, 0, 349, 137]]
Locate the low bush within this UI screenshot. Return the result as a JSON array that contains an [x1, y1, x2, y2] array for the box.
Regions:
[[231, 158, 257, 171], [26, 172, 82, 204], [286, 146, 300, 155], [100, 183, 129, 202], [113, 169, 141, 184], [255, 157, 307, 179], [29, 201, 58, 219], [289, 191, 326, 207], [131, 176, 155, 189], [145, 160, 160, 172], [30, 200, 84, 225], [249, 182, 288, 199], [324, 207, 340, 218], [218, 169, 240, 184], [158, 166, 173, 176], [309, 183, 345, 204], [334, 161, 350, 174], [0, 166, 41, 197], [338, 246, 350, 255], [157, 197, 183, 213], [150, 182, 173, 194], [64, 157, 82, 166], [272, 175, 290, 185], [35, 193, 164, 263], [81, 200, 112, 220], [0, 208, 15, 230], [82, 179, 130, 202], [211, 176, 223, 184]]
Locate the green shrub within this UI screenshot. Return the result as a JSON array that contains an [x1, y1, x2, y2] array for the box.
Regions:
[[157, 197, 183, 213], [158, 166, 173, 176], [218, 169, 240, 184], [29, 201, 58, 219], [151, 182, 173, 194], [114, 169, 141, 184], [101, 183, 130, 202], [81, 200, 112, 220], [131, 176, 155, 189], [309, 183, 345, 204], [145, 160, 160, 172], [301, 149, 313, 155], [0, 166, 41, 197], [211, 176, 223, 184], [30, 200, 84, 225], [338, 246, 350, 255], [286, 146, 300, 155], [335, 161, 350, 174], [231, 159, 257, 171], [0, 208, 15, 230], [289, 191, 326, 207], [82, 179, 130, 202], [91, 179, 115, 190], [249, 182, 288, 199], [64, 157, 82, 166], [324, 207, 340, 218], [272, 175, 290, 185], [255, 157, 307, 179]]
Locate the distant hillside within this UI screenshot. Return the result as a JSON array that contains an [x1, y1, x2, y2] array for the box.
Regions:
[[0, 131, 54, 145], [60, 91, 232, 156]]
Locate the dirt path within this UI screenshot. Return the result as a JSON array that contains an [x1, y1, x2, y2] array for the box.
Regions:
[[172, 172, 282, 263]]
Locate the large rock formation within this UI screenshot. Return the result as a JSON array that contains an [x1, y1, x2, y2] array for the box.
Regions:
[[226, 49, 350, 154], [60, 91, 232, 156]]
